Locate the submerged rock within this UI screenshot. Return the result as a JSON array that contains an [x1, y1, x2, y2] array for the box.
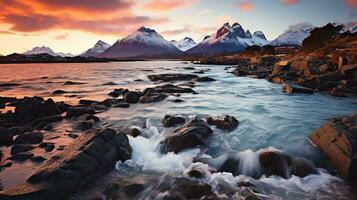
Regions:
[[282, 82, 314, 94], [194, 77, 216, 82], [309, 114, 357, 181], [0, 128, 132, 199], [160, 119, 213, 153], [65, 107, 95, 118], [148, 73, 198, 82], [139, 92, 168, 104], [124, 91, 141, 103], [206, 115, 239, 131], [162, 115, 186, 127]]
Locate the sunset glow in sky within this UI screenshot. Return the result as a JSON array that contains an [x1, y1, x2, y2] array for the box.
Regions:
[[0, 0, 356, 55]]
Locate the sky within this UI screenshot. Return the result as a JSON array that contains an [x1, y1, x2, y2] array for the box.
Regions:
[[0, 0, 356, 55]]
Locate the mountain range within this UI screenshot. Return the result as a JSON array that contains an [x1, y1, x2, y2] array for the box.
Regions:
[[17, 22, 357, 59]]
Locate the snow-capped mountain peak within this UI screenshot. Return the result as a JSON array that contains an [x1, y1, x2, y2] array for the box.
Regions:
[[172, 37, 197, 51], [253, 31, 267, 40], [23, 46, 74, 57], [270, 23, 315, 46], [188, 22, 268, 54], [81, 40, 110, 57], [99, 26, 181, 58]]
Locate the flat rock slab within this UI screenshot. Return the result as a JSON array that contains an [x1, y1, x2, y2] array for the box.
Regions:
[[309, 114, 357, 182], [0, 129, 132, 200]]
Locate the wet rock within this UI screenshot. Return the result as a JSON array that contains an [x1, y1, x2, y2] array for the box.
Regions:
[[129, 127, 142, 137], [0, 127, 13, 146], [74, 120, 95, 131], [102, 82, 117, 86], [172, 99, 184, 103], [124, 91, 141, 103], [56, 102, 71, 113], [290, 158, 318, 177], [160, 119, 213, 153], [79, 99, 99, 106], [78, 115, 100, 123], [44, 143, 55, 152], [63, 81, 84, 85], [101, 98, 123, 107], [309, 115, 357, 181], [259, 150, 292, 178], [9, 125, 33, 136], [66, 107, 95, 118], [206, 115, 239, 131], [0, 162, 12, 169], [14, 132, 43, 144], [109, 88, 128, 98], [139, 92, 168, 103], [31, 156, 47, 163], [114, 103, 130, 108], [103, 182, 120, 200], [194, 77, 216, 82], [153, 84, 196, 94], [162, 115, 185, 127], [52, 90, 68, 94], [123, 183, 145, 197], [10, 144, 35, 155], [282, 82, 314, 94], [9, 152, 33, 161], [0, 129, 132, 199], [217, 151, 240, 176], [167, 178, 214, 199], [148, 73, 198, 82], [187, 169, 206, 179], [68, 133, 79, 139], [32, 115, 63, 127]]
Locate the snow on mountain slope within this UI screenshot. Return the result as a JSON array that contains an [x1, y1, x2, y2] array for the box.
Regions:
[[23, 46, 74, 57], [100, 27, 181, 58], [270, 23, 315, 46], [341, 22, 357, 34], [81, 40, 111, 57], [171, 37, 197, 51], [187, 22, 268, 54]]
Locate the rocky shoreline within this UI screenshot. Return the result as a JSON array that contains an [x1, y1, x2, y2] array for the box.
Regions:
[[0, 67, 356, 199]]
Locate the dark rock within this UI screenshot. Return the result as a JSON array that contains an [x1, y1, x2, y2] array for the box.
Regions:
[[129, 127, 142, 137], [102, 82, 117, 85], [148, 73, 198, 82], [290, 158, 318, 177], [103, 182, 120, 200], [139, 92, 168, 103], [206, 115, 239, 131], [74, 120, 95, 131], [52, 90, 68, 94], [194, 77, 216, 82], [14, 132, 43, 144], [78, 115, 100, 123], [0, 162, 12, 168], [309, 115, 357, 181], [109, 88, 128, 98], [0, 127, 13, 146], [63, 81, 84, 85], [123, 183, 145, 197], [172, 99, 184, 103], [169, 178, 214, 199], [31, 156, 47, 163], [32, 115, 63, 127], [56, 102, 71, 113], [124, 91, 141, 103], [0, 129, 132, 199], [259, 150, 292, 178], [154, 84, 196, 94], [9, 126, 33, 136], [9, 152, 33, 161], [282, 82, 314, 94], [65, 107, 95, 118], [114, 103, 130, 108], [101, 98, 123, 107], [162, 115, 185, 127], [79, 99, 98, 106], [68, 133, 79, 139], [160, 119, 213, 153], [44, 143, 55, 152], [10, 144, 35, 155], [187, 169, 206, 179]]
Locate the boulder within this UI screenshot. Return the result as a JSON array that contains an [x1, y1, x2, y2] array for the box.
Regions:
[[162, 115, 186, 127], [139, 92, 168, 104], [193, 77, 216, 82], [32, 115, 63, 127], [108, 88, 128, 98], [259, 150, 292, 178], [206, 115, 239, 131], [65, 107, 95, 119], [10, 144, 35, 155], [123, 91, 141, 104], [14, 132, 43, 144], [9, 152, 33, 161], [160, 119, 213, 153], [103, 182, 120, 200], [0, 129, 132, 199], [0, 127, 13, 146], [282, 82, 314, 94], [123, 183, 145, 197], [309, 115, 357, 181], [148, 73, 198, 82]]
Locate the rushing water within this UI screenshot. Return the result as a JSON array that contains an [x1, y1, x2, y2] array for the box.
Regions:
[[0, 61, 356, 199]]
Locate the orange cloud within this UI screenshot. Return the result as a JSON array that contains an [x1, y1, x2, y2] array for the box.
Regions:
[[346, 0, 357, 7], [281, 0, 300, 5], [0, 0, 169, 35], [238, 2, 254, 11], [54, 33, 68, 40], [143, 0, 199, 11]]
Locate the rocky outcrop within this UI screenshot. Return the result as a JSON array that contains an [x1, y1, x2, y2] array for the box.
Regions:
[[206, 115, 239, 131], [162, 115, 186, 127], [160, 119, 213, 153], [309, 114, 357, 181], [0, 128, 132, 200], [148, 73, 198, 82]]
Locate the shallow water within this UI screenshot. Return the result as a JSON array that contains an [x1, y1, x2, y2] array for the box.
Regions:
[[1, 61, 356, 199]]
